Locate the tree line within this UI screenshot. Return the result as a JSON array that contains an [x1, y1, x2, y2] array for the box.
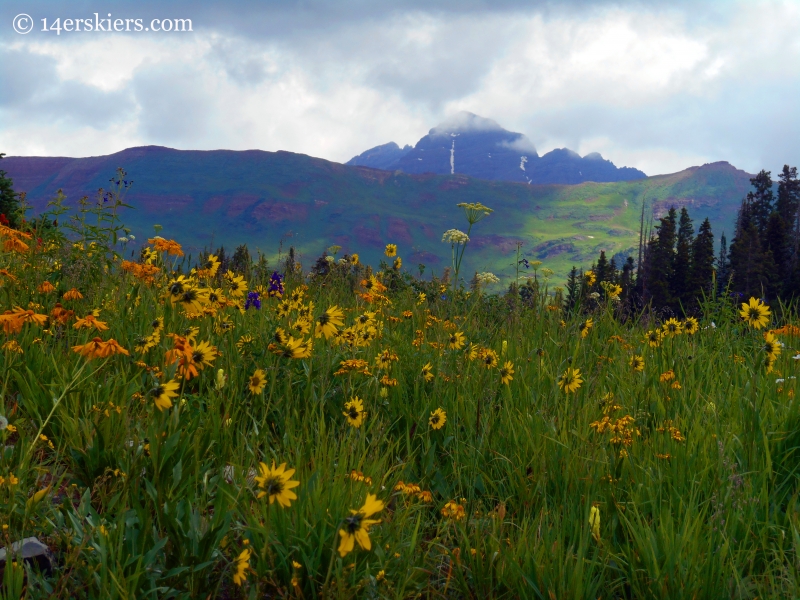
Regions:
[[567, 165, 800, 315]]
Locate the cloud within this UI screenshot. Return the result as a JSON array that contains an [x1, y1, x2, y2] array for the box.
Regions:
[[0, 0, 797, 178], [0, 46, 133, 129]]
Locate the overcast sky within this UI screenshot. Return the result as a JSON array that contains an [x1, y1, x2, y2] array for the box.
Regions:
[[1, 0, 798, 176]]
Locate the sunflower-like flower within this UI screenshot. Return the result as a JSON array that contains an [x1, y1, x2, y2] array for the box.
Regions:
[[343, 397, 367, 428], [583, 271, 597, 287], [71, 337, 129, 359], [481, 348, 499, 369], [73, 313, 109, 332], [683, 316, 699, 335], [190, 340, 218, 370], [740, 297, 770, 329], [499, 360, 514, 384], [579, 318, 593, 338], [150, 379, 180, 412], [174, 287, 209, 313], [249, 369, 267, 394], [228, 338, 251, 361], [448, 331, 466, 350], [558, 368, 583, 393], [429, 408, 446, 430], [384, 244, 397, 258], [232, 548, 251, 586], [644, 329, 663, 348], [421, 362, 434, 382], [63, 288, 84, 301], [225, 271, 248, 298], [337, 494, 385, 557], [315, 306, 345, 339], [254, 461, 300, 507], [629, 355, 645, 372], [270, 336, 313, 359], [762, 332, 782, 361], [662, 318, 682, 336]]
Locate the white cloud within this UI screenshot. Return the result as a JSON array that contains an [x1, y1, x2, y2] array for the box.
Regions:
[[0, 0, 799, 176]]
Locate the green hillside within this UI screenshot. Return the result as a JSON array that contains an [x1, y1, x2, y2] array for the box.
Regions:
[[5, 147, 753, 284]]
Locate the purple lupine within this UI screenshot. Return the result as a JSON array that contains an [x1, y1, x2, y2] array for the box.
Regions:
[[268, 271, 285, 297], [244, 291, 262, 310]]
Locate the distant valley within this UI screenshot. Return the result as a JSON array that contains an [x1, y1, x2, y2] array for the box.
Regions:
[[2, 141, 752, 283]]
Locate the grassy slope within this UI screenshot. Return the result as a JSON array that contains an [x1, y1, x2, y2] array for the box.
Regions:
[[6, 147, 752, 282]]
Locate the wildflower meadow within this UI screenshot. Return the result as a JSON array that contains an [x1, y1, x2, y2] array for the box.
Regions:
[[2, 185, 800, 599]]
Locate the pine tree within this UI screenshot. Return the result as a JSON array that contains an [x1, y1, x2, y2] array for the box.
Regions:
[[777, 166, 800, 294], [690, 218, 715, 301], [729, 199, 774, 298], [564, 266, 580, 313], [717, 232, 730, 293], [595, 251, 610, 283], [671, 207, 694, 309], [644, 207, 677, 309], [748, 170, 774, 238], [231, 244, 251, 277], [0, 153, 21, 227]]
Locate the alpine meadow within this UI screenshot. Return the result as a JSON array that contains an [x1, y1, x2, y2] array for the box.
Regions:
[[0, 164, 799, 597], [3, 1, 800, 598]]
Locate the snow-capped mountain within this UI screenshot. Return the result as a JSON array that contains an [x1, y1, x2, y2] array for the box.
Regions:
[[346, 111, 646, 184]]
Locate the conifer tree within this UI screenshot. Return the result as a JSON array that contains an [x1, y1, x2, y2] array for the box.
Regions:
[[671, 207, 694, 308], [564, 266, 581, 313], [0, 153, 21, 227], [643, 207, 677, 309], [729, 199, 774, 298], [690, 218, 715, 301], [717, 232, 730, 293], [748, 170, 774, 237], [595, 251, 610, 284]]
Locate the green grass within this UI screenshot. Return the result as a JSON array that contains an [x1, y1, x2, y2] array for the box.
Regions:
[[0, 202, 798, 599]]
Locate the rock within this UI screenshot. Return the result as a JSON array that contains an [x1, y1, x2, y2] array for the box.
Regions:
[[0, 537, 54, 575]]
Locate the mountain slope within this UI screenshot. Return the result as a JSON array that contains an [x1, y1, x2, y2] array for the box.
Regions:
[[347, 111, 647, 185], [3, 146, 751, 282]]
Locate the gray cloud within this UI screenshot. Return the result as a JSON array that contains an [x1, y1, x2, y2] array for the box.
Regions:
[[0, 47, 133, 128], [0, 0, 796, 178], [131, 63, 212, 144]]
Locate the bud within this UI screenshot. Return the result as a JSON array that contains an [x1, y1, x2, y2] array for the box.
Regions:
[[215, 369, 226, 390]]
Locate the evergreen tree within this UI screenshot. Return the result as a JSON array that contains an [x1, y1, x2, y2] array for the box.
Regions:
[[231, 244, 251, 277], [620, 256, 636, 309], [747, 170, 774, 237], [671, 207, 694, 309], [777, 166, 800, 292], [644, 207, 677, 309], [690, 218, 715, 301], [564, 266, 580, 313], [595, 251, 610, 284], [729, 199, 774, 298], [0, 153, 21, 227], [717, 232, 730, 293]]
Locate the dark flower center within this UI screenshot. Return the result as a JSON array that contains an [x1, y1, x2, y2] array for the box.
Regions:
[[263, 476, 284, 496], [344, 513, 364, 533]]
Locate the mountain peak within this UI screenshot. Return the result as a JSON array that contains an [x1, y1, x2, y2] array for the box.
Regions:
[[346, 113, 646, 184]]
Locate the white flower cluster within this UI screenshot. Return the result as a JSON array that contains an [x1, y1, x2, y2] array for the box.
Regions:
[[442, 229, 470, 244], [325, 255, 335, 263], [475, 272, 500, 286]]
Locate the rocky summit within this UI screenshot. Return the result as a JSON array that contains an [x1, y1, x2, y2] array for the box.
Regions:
[[346, 111, 646, 185]]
